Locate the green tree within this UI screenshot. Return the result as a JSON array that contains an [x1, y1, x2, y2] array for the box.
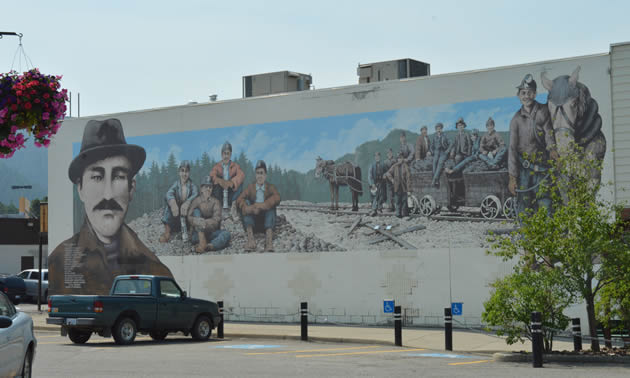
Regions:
[[29, 196, 48, 218], [596, 245, 630, 335], [488, 145, 628, 352], [482, 266, 574, 352]]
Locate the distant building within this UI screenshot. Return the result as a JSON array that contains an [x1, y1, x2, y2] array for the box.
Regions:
[[0, 218, 47, 274]]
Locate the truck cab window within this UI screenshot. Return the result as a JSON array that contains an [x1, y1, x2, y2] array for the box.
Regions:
[[159, 280, 181, 298], [113, 279, 152, 295]]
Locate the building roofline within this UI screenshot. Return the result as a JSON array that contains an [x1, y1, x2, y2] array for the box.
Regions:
[[73, 51, 610, 119]]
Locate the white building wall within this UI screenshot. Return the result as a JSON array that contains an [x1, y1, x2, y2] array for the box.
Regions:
[[611, 43, 630, 204], [0, 245, 48, 275], [48, 50, 616, 326]]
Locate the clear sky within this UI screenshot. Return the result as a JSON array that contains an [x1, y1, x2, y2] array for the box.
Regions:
[[2, 0, 629, 117]]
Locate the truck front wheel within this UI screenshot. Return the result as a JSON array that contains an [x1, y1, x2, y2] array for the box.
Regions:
[[113, 317, 137, 345], [68, 329, 92, 344], [191, 315, 212, 341]]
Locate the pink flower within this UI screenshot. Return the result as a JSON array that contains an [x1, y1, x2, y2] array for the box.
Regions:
[[42, 112, 50, 120]]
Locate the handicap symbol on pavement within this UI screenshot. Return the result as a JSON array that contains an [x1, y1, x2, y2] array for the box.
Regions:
[[451, 302, 463, 316]]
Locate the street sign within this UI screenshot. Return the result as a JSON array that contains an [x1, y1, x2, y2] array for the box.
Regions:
[[451, 302, 463, 316], [383, 300, 394, 313]]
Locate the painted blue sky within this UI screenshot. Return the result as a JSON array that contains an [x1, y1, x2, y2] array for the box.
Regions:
[[72, 94, 546, 173]]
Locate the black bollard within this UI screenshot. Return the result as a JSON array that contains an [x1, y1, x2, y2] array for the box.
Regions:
[[300, 302, 308, 341], [217, 301, 224, 339], [572, 318, 582, 351], [394, 306, 402, 346], [444, 308, 452, 351], [531, 311, 543, 368]]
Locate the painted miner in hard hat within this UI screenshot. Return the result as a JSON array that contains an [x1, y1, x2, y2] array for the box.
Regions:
[[49, 119, 173, 296], [507, 74, 557, 218]]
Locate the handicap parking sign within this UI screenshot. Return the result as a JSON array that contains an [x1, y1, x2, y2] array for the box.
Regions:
[[383, 300, 395, 313], [451, 302, 463, 316]]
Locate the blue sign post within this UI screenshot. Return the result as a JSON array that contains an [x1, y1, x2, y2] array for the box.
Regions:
[[383, 300, 395, 314], [451, 302, 463, 316]]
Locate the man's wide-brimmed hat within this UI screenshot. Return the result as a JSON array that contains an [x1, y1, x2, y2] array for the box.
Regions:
[[68, 119, 146, 183], [456, 117, 467, 128]]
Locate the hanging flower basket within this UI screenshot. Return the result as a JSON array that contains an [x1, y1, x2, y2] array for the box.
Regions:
[[0, 68, 68, 158]]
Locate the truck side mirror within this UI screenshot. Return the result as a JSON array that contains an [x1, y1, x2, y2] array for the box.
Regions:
[[181, 291, 187, 298]]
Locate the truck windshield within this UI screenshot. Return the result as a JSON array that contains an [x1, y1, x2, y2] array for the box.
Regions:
[[112, 279, 152, 295]]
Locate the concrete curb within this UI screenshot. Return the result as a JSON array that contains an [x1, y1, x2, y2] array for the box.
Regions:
[[493, 352, 630, 364], [38, 327, 403, 348], [224, 333, 395, 347], [34, 325, 59, 332]]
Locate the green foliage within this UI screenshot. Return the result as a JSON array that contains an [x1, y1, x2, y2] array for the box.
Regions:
[[596, 246, 630, 333], [486, 144, 628, 352], [482, 267, 574, 352], [0, 201, 19, 214]]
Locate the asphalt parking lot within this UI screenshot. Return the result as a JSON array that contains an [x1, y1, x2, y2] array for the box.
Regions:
[[32, 330, 629, 378]]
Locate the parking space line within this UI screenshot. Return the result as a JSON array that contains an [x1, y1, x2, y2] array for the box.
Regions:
[[246, 346, 380, 355], [448, 360, 493, 366], [296, 348, 425, 358]]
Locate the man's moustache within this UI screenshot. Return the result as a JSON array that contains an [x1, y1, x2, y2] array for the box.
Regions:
[[93, 199, 123, 212]]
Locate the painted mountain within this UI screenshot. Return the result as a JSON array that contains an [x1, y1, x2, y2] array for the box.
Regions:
[[0, 143, 47, 210]]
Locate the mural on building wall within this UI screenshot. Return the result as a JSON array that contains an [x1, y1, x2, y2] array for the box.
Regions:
[[49, 67, 606, 295]]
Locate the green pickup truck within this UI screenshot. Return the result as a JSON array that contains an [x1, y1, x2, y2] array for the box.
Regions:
[[46, 275, 220, 345]]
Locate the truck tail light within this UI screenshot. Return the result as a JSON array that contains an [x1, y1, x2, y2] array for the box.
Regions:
[[94, 300, 104, 313], [48, 298, 52, 313]]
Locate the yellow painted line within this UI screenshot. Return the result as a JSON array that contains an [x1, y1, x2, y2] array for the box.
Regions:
[[296, 348, 425, 358], [246, 346, 380, 355], [448, 360, 493, 366]]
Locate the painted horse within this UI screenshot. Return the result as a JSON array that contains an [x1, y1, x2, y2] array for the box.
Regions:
[[541, 66, 606, 189], [315, 157, 363, 211]]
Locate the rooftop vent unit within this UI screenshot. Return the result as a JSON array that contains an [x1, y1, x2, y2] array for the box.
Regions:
[[243, 71, 312, 98], [357, 59, 430, 84]]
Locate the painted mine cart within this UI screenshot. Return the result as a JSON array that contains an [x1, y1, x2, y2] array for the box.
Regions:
[[409, 169, 516, 219], [408, 171, 450, 216]]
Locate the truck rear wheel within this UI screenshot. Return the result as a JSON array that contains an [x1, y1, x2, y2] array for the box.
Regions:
[[191, 315, 212, 341], [68, 329, 92, 344], [113, 317, 137, 345]]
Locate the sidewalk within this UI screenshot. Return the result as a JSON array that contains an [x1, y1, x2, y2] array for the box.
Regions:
[[26, 309, 575, 355]]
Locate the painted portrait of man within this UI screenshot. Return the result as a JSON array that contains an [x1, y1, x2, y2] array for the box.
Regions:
[[48, 119, 173, 295]]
